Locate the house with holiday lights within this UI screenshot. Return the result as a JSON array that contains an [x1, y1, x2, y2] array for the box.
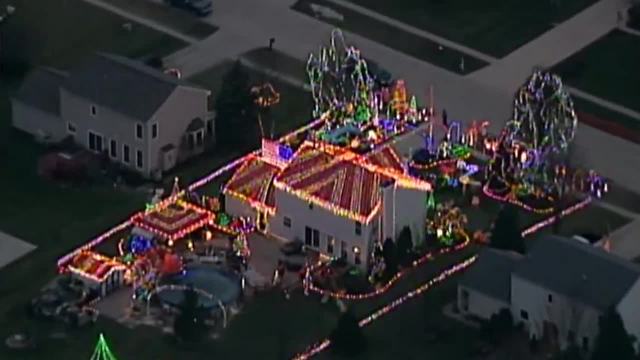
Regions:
[[224, 135, 432, 269]]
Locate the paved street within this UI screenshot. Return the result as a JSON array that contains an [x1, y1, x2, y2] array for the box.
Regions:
[[83, 0, 640, 193]]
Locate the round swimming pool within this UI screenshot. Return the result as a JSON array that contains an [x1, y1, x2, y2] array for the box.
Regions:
[[156, 264, 241, 309]]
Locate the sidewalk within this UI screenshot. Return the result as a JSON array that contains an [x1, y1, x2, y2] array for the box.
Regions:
[[324, 0, 497, 64], [0, 231, 36, 269], [470, 0, 625, 90], [81, 0, 200, 44], [570, 87, 640, 121]]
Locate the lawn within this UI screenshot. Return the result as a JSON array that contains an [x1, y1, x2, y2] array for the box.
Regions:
[[0, 0, 190, 341], [190, 58, 315, 142], [554, 30, 640, 113], [574, 98, 640, 144], [0, 0, 187, 70], [100, 0, 218, 40], [343, 0, 597, 57], [291, 0, 489, 74], [531, 203, 631, 241]]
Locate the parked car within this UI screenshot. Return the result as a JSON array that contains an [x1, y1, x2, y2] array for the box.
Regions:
[[165, 0, 212, 16]]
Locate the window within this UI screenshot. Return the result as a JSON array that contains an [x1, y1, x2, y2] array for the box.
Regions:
[[90, 105, 97, 116], [136, 123, 143, 140], [88, 131, 103, 152], [548, 294, 553, 303], [520, 310, 529, 320], [341, 241, 347, 259], [305, 226, 312, 246], [312, 229, 320, 247], [196, 131, 203, 146], [283, 217, 291, 228], [327, 236, 335, 254], [109, 139, 117, 158], [353, 247, 361, 265], [123, 144, 130, 163], [67, 122, 76, 134], [151, 123, 158, 139], [582, 337, 589, 351], [355, 221, 362, 236], [136, 150, 143, 169]]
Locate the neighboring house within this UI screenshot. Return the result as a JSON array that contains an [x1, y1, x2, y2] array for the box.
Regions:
[[458, 235, 640, 352], [223, 140, 430, 269], [12, 53, 213, 178]]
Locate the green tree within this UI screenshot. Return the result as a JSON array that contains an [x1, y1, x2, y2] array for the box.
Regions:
[[591, 307, 636, 360], [173, 286, 208, 342], [89, 333, 118, 360], [214, 61, 255, 147], [382, 238, 398, 277], [396, 226, 413, 265], [489, 205, 525, 254], [330, 311, 366, 357]]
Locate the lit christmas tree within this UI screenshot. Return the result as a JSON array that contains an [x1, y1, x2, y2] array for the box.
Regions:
[[391, 80, 408, 115], [90, 334, 118, 360], [407, 96, 418, 123]]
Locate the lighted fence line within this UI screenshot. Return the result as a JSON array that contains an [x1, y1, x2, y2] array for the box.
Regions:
[[292, 255, 478, 360], [306, 196, 591, 301], [56, 118, 324, 268], [482, 182, 555, 214], [307, 233, 470, 300]]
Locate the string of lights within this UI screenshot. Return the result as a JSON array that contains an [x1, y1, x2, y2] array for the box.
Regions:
[[292, 255, 478, 360]]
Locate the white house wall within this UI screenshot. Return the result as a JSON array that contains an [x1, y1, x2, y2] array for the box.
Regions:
[[381, 183, 427, 245], [511, 274, 600, 350], [270, 187, 378, 269], [11, 100, 66, 142], [60, 89, 150, 175], [616, 278, 640, 352], [148, 86, 210, 173], [457, 285, 508, 320]]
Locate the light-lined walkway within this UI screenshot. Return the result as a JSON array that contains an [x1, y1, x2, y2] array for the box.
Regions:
[[323, 0, 497, 64]]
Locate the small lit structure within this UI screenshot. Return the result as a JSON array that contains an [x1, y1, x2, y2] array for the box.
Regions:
[[68, 251, 126, 296]]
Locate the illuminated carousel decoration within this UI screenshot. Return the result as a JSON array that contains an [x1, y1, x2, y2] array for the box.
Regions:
[[426, 201, 469, 247]]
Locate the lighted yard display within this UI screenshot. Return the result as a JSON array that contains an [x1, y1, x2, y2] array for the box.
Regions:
[[426, 201, 469, 246], [306, 29, 430, 152], [484, 70, 607, 211]]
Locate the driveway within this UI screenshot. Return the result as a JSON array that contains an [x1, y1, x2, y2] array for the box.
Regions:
[[0, 231, 36, 269]]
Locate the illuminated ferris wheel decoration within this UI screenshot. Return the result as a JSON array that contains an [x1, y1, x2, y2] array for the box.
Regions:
[[505, 70, 577, 158]]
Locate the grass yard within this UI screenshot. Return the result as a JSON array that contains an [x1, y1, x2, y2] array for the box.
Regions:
[[344, 0, 597, 57], [101, 0, 218, 40], [554, 30, 640, 113], [0, 289, 340, 360], [0, 0, 187, 70], [291, 0, 489, 74], [574, 98, 640, 144], [190, 58, 315, 141], [241, 48, 308, 83], [0, 0, 190, 340], [531, 203, 631, 241]]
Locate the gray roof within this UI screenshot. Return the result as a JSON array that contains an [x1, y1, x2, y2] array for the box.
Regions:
[[62, 53, 205, 121], [14, 67, 68, 116], [514, 235, 640, 311], [459, 248, 522, 303]]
